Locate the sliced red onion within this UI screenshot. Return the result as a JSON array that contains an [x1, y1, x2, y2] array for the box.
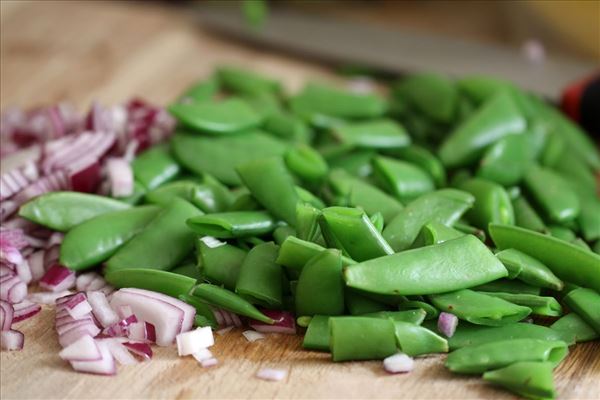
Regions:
[[0, 200, 18, 222], [12, 300, 41, 323], [383, 353, 414, 374], [76, 272, 100, 291], [249, 310, 296, 335], [1, 300, 14, 330], [127, 321, 155, 343], [68, 157, 101, 193], [0, 263, 14, 277], [26, 235, 48, 249], [117, 305, 134, 319], [63, 293, 93, 320], [27, 250, 45, 282], [102, 314, 138, 338], [192, 348, 213, 362], [56, 318, 96, 335], [256, 368, 287, 381], [200, 357, 218, 368], [39, 264, 76, 292], [70, 340, 116, 375], [87, 291, 118, 328], [0, 162, 38, 201], [0, 274, 27, 304], [122, 342, 152, 361], [13, 170, 70, 207], [1, 329, 24, 350], [176, 327, 214, 356], [106, 158, 133, 197], [242, 330, 265, 343], [104, 338, 138, 365], [213, 309, 224, 327], [45, 232, 64, 248], [28, 290, 73, 304], [86, 275, 109, 291], [0, 227, 28, 250], [437, 312, 458, 338], [59, 334, 102, 362], [15, 259, 32, 284], [58, 323, 101, 348]]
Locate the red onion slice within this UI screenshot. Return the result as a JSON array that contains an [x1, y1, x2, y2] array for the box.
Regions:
[[383, 353, 414, 374], [176, 327, 214, 356], [59, 334, 102, 362], [70, 340, 116, 375], [1, 329, 24, 350], [106, 158, 133, 197], [39, 264, 75, 292], [256, 368, 287, 381], [191, 348, 213, 362], [200, 357, 218, 368], [122, 342, 152, 361], [58, 323, 101, 348], [28, 290, 73, 305], [249, 310, 296, 335], [104, 338, 138, 365], [68, 157, 101, 193], [15, 259, 32, 284], [1, 300, 14, 330], [0, 275, 27, 304], [12, 300, 41, 323], [87, 291, 118, 328], [437, 312, 458, 338]]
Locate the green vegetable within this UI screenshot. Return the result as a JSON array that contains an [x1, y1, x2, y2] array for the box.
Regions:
[[563, 287, 600, 334], [197, 240, 246, 290], [483, 362, 556, 400], [104, 268, 196, 298], [331, 119, 410, 149], [372, 156, 435, 202], [186, 211, 276, 238], [235, 242, 283, 308], [523, 165, 580, 223], [329, 317, 397, 361], [393, 321, 448, 356], [495, 248, 563, 290], [131, 145, 180, 190]]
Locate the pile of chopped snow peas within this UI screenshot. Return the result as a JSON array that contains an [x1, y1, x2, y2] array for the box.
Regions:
[[2, 66, 600, 398]]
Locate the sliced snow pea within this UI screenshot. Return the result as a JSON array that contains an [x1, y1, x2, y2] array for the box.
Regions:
[[131, 145, 181, 190], [523, 165, 580, 223], [429, 289, 531, 326], [327, 150, 374, 178], [244, 90, 282, 119], [372, 156, 435, 202], [144, 180, 202, 207], [489, 224, 600, 292], [19, 191, 130, 232], [512, 194, 547, 232], [295, 203, 324, 245], [393, 321, 448, 356], [235, 242, 283, 308], [178, 294, 218, 329], [273, 225, 296, 245], [115, 181, 146, 205], [476, 133, 537, 186], [495, 248, 563, 290], [104, 268, 196, 298], [186, 211, 276, 238], [195, 174, 235, 213], [438, 91, 526, 168], [172, 131, 288, 185], [329, 316, 397, 362], [344, 235, 508, 296], [483, 361, 556, 400], [548, 225, 576, 242], [105, 198, 201, 273], [302, 315, 331, 351], [457, 76, 515, 104], [389, 145, 447, 187], [228, 191, 260, 212], [563, 287, 600, 334], [196, 239, 246, 290], [171, 262, 201, 280], [568, 184, 600, 242], [192, 283, 273, 324], [284, 144, 328, 183], [554, 150, 597, 191], [411, 221, 464, 248], [236, 157, 299, 226], [472, 279, 541, 296], [369, 212, 384, 233], [398, 300, 439, 320], [362, 309, 427, 325], [169, 98, 262, 134], [60, 205, 160, 270], [540, 130, 566, 167], [550, 313, 599, 342], [346, 289, 390, 315], [453, 221, 486, 242], [594, 240, 600, 255], [393, 73, 458, 123], [382, 189, 474, 251], [479, 292, 562, 317], [457, 178, 514, 232], [263, 112, 312, 144], [331, 119, 410, 149], [295, 186, 325, 210], [276, 236, 356, 271], [295, 249, 345, 316], [319, 206, 393, 262], [216, 66, 281, 96], [178, 77, 219, 103]]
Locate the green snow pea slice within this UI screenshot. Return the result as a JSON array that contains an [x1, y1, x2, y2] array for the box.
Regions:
[[284, 144, 328, 183], [453, 222, 486, 242], [344, 235, 508, 296], [554, 150, 597, 191], [361, 309, 427, 325], [479, 292, 562, 317], [411, 222, 464, 248], [302, 315, 330, 351], [369, 212, 384, 233], [392, 73, 458, 123], [171, 262, 202, 280], [495, 248, 563, 290], [540, 130, 566, 168], [472, 279, 541, 296], [398, 300, 439, 320], [104, 268, 196, 298], [566, 182, 600, 242], [197, 239, 246, 290], [457, 76, 515, 104], [438, 91, 526, 168], [372, 156, 435, 203], [168, 98, 262, 134], [263, 112, 312, 144], [217, 66, 280, 95], [178, 77, 219, 103], [172, 131, 288, 185], [273, 225, 296, 245], [382, 189, 474, 251], [296, 186, 325, 210], [243, 91, 281, 119], [144, 180, 202, 206], [132, 145, 181, 191], [345, 289, 390, 315], [429, 289, 531, 326], [114, 181, 146, 205], [550, 313, 599, 343], [186, 211, 276, 238], [329, 316, 397, 362], [145, 176, 234, 213], [327, 150, 374, 178], [512, 195, 547, 232], [458, 178, 514, 232], [178, 294, 218, 329], [19, 191, 130, 232], [523, 165, 580, 223], [476, 133, 537, 186], [489, 224, 600, 292], [389, 145, 447, 187], [331, 119, 410, 149], [393, 321, 448, 356], [276, 236, 356, 271], [563, 287, 600, 334], [235, 242, 283, 308], [483, 362, 556, 400], [295, 203, 324, 245], [548, 225, 576, 242], [105, 198, 201, 273], [60, 205, 160, 270]]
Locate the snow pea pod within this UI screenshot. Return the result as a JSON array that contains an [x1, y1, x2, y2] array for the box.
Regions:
[[276, 236, 356, 271], [295, 249, 345, 316], [284, 144, 328, 183], [327, 150, 374, 178], [389, 145, 447, 187], [476, 133, 537, 186], [369, 212, 384, 233], [144, 180, 202, 207], [115, 181, 147, 205], [296, 186, 325, 210], [178, 77, 219, 103], [196, 239, 246, 290], [483, 361, 556, 400], [178, 294, 218, 329], [105, 198, 201, 273], [132, 144, 180, 190], [192, 283, 273, 324], [457, 178, 514, 232], [186, 211, 276, 238], [393, 73, 458, 123], [329, 316, 397, 362], [472, 279, 541, 296], [295, 203, 324, 245], [263, 112, 312, 144], [479, 292, 562, 317], [453, 222, 486, 242], [362, 309, 427, 325], [489, 224, 600, 292], [346, 289, 390, 315], [195, 174, 235, 213], [345, 235, 507, 296], [411, 222, 464, 248], [302, 315, 330, 351], [273, 225, 296, 245], [438, 91, 526, 168], [217, 66, 281, 95], [512, 195, 547, 232], [393, 321, 448, 356], [495, 248, 563, 290], [563, 287, 600, 334], [235, 242, 283, 308], [60, 205, 160, 270], [104, 268, 196, 298], [171, 262, 201, 280], [550, 313, 599, 342], [19, 191, 130, 231], [524, 165, 580, 223], [398, 300, 439, 320], [331, 119, 410, 149], [319, 206, 393, 262], [236, 157, 300, 226], [548, 225, 576, 242], [458, 76, 515, 104], [382, 189, 474, 251], [372, 156, 435, 202], [429, 289, 531, 326]]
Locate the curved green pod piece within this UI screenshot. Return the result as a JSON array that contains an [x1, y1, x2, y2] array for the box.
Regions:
[[453, 222, 486, 242], [483, 361, 556, 400], [411, 222, 465, 248], [512, 195, 547, 232], [458, 178, 514, 232], [197, 239, 246, 290], [216, 66, 281, 95], [372, 156, 435, 202], [472, 279, 541, 296], [236, 157, 299, 226], [547, 225, 576, 242], [235, 242, 283, 308], [457, 76, 515, 104], [594, 240, 600, 255], [171, 263, 202, 280], [19, 191, 130, 232], [550, 313, 599, 343], [479, 292, 562, 317], [172, 131, 288, 185], [495, 248, 563, 290], [242, 91, 281, 119], [273, 225, 296, 245], [302, 315, 330, 351], [488, 224, 600, 292], [145, 177, 233, 214], [295, 249, 345, 316], [105, 198, 201, 273], [115, 181, 147, 205], [168, 98, 262, 134], [327, 150, 374, 178], [390, 145, 447, 187], [132, 145, 181, 190], [446, 339, 567, 375], [104, 268, 196, 298], [295, 203, 323, 245], [382, 189, 474, 251], [476, 133, 537, 186], [398, 300, 439, 320], [393, 321, 448, 356], [540, 130, 566, 168], [430, 289, 531, 326], [563, 287, 600, 334], [329, 316, 397, 362], [576, 192, 600, 243], [361, 309, 427, 325], [524, 165, 580, 223], [178, 294, 218, 328], [186, 211, 276, 239], [296, 186, 325, 210], [392, 73, 458, 123], [345, 235, 507, 296], [369, 212, 384, 233], [276, 236, 356, 270], [60, 206, 160, 270], [144, 180, 201, 206], [263, 112, 313, 144], [177, 77, 219, 103], [319, 206, 393, 262], [192, 283, 273, 324], [438, 91, 526, 168], [553, 150, 597, 191], [346, 289, 390, 315], [284, 144, 328, 183], [331, 119, 410, 149]]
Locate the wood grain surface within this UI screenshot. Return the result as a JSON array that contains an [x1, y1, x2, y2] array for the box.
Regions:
[[1, 2, 599, 399]]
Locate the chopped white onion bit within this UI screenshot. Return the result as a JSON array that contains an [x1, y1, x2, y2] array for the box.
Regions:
[[192, 348, 214, 363], [1, 329, 24, 350], [87, 291, 119, 328], [59, 335, 101, 362], [216, 326, 234, 336], [176, 327, 214, 356], [105, 339, 138, 365], [70, 341, 116, 375], [201, 358, 219, 368], [66, 299, 93, 320], [437, 312, 458, 338], [243, 330, 265, 343], [28, 290, 73, 304], [106, 158, 133, 197], [383, 353, 414, 374], [256, 368, 287, 381]]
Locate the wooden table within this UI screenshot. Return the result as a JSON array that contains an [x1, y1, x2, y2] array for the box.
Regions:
[[1, 2, 599, 399]]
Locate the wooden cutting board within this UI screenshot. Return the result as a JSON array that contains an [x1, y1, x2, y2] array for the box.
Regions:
[[1, 2, 599, 399]]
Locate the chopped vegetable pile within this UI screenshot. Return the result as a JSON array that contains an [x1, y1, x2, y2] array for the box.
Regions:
[[1, 66, 599, 399]]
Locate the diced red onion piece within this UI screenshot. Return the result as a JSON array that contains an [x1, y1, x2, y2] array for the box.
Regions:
[[256, 368, 287, 381], [213, 309, 224, 327], [192, 348, 213, 362], [87, 291, 119, 328], [0, 300, 14, 331], [117, 305, 134, 319], [106, 158, 133, 197], [122, 342, 153, 360], [45, 232, 64, 248], [15, 259, 32, 284], [0, 201, 19, 222], [39, 264, 75, 292], [70, 340, 116, 375], [383, 353, 414, 374], [200, 358, 218, 368], [242, 330, 265, 343], [58, 323, 101, 348], [0, 264, 14, 277], [28, 290, 73, 304], [27, 250, 45, 282], [76, 272, 99, 291], [68, 157, 101, 193], [12, 300, 41, 323], [59, 334, 102, 362], [176, 327, 214, 356], [102, 314, 138, 338], [437, 312, 458, 338], [249, 310, 296, 334], [1, 329, 24, 350], [0, 275, 27, 304], [104, 339, 138, 365], [67, 299, 92, 320], [230, 312, 243, 328], [56, 319, 96, 336]]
